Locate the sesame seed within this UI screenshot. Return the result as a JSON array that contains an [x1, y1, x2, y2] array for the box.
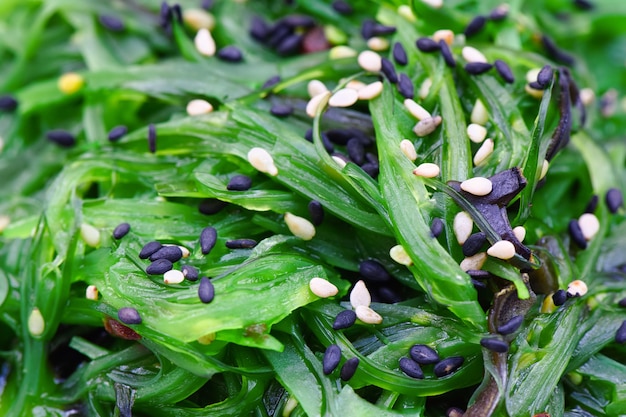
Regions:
[[170, 4, 182, 24], [112, 222, 130, 240], [399, 139, 417, 161], [462, 46, 488, 63], [80, 223, 100, 247], [307, 80, 328, 98], [615, 320, 626, 344], [359, 259, 391, 283], [578, 213, 599, 241], [566, 280, 588, 297], [149, 245, 183, 262], [332, 0, 353, 14], [618, 298, 626, 308], [413, 116, 442, 137], [361, 19, 376, 39], [178, 246, 190, 258], [574, 0, 594, 10], [397, 73, 414, 99], [225, 239, 257, 249], [606, 188, 623, 213], [329, 45, 357, 59], [525, 84, 544, 99], [393, 42, 408, 65], [528, 81, 545, 90], [146, 259, 173, 275], [0, 95, 18, 111], [473, 138, 494, 166], [262, 75, 281, 90], [357, 50, 382, 72], [323, 344, 342, 375], [306, 200, 324, 226], [583, 195, 598, 213], [513, 226, 526, 242], [194, 28, 216, 56], [460, 252, 487, 272], [453, 211, 473, 245], [198, 276, 215, 303], [536, 65, 553, 88], [434, 356, 464, 378], [430, 218, 444, 238], [99, 14, 125, 32], [415, 37, 440, 53], [494, 60, 514, 84], [465, 62, 493, 75], [357, 81, 383, 100], [461, 177, 493, 196], [276, 34, 304, 56], [86, 285, 98, 300], [439, 40, 456, 67], [489, 4, 509, 20], [390, 245, 412, 265], [58, 72, 84, 94], [309, 277, 338, 298], [480, 337, 509, 353], [541, 35, 575, 66], [28, 307, 45, 336], [200, 226, 218, 255], [462, 232, 487, 257], [107, 125, 128, 142], [421, 0, 443, 8], [399, 357, 424, 379], [412, 162, 440, 179], [409, 344, 440, 364], [539, 159, 549, 180], [199, 198, 228, 215], [464, 15, 487, 38], [329, 88, 358, 107], [496, 315, 524, 335], [355, 305, 383, 324], [367, 36, 390, 52], [467, 123, 488, 143], [163, 269, 185, 284], [118, 307, 142, 325], [433, 29, 454, 45], [139, 241, 162, 259], [182, 265, 199, 281], [552, 289, 567, 306], [183, 8, 215, 31], [331, 155, 347, 168], [186, 99, 213, 116], [340, 357, 359, 381], [346, 138, 365, 165], [419, 78, 432, 99], [333, 309, 357, 330], [346, 80, 366, 91], [467, 269, 491, 279], [46, 130, 76, 148], [404, 99, 431, 121], [249, 16, 270, 41], [284, 212, 316, 240], [380, 58, 398, 83], [350, 280, 371, 308], [361, 162, 379, 178], [306, 91, 330, 117], [217, 45, 243, 62], [227, 175, 252, 191], [148, 124, 156, 153], [247, 147, 278, 176], [579, 88, 595, 106], [487, 240, 516, 260]]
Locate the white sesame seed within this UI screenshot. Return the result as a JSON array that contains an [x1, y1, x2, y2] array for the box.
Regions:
[[419, 78, 432, 99], [346, 80, 367, 91], [179, 246, 190, 258], [357, 50, 382, 72], [329, 88, 359, 107], [404, 98, 431, 120], [80, 223, 101, 248], [471, 99, 489, 125], [400, 139, 417, 161], [487, 240, 516, 260], [367, 36, 390, 51], [357, 81, 383, 100], [307, 80, 328, 98], [453, 211, 473, 245], [329, 45, 357, 60], [164, 269, 185, 284], [309, 277, 339, 298], [398, 5, 417, 21], [183, 8, 215, 31], [525, 84, 544, 99], [412, 162, 440, 178], [467, 123, 488, 143], [350, 280, 371, 308], [186, 99, 213, 116], [413, 116, 442, 136], [306, 91, 330, 117], [285, 212, 316, 240], [332, 155, 347, 168], [566, 280, 588, 297], [513, 226, 526, 242], [460, 177, 493, 196], [433, 29, 454, 45], [197, 333, 216, 345], [28, 307, 45, 337], [247, 147, 278, 176], [283, 397, 299, 417], [578, 213, 600, 241], [462, 46, 487, 63], [0, 215, 10, 233], [423, 0, 444, 9], [579, 88, 595, 106], [355, 305, 383, 324], [473, 138, 494, 166], [526, 68, 541, 83], [194, 28, 216, 57], [390, 244, 413, 265], [460, 252, 487, 271], [86, 285, 98, 300], [539, 159, 549, 180]]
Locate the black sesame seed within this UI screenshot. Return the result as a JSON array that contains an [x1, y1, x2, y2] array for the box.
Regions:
[[465, 62, 493, 75], [323, 345, 342, 375], [340, 357, 359, 381], [250, 16, 270, 42], [99, 14, 125, 32], [399, 357, 424, 379], [198, 276, 215, 303], [267, 23, 293, 48], [199, 198, 228, 215], [225, 239, 257, 249], [541, 35, 575, 66], [497, 315, 524, 335], [139, 241, 162, 259], [618, 297, 626, 308], [159, 2, 171, 29], [262, 75, 282, 89], [324, 129, 351, 145], [112, 223, 131, 240], [182, 265, 199, 281], [494, 59, 514, 83], [332, 0, 353, 15], [118, 307, 142, 325], [217, 46, 243, 62], [409, 344, 440, 364], [464, 15, 487, 38], [321, 133, 335, 153], [149, 245, 183, 262], [227, 175, 253, 191], [372, 24, 396, 37], [0, 94, 18, 111], [107, 125, 128, 142], [434, 356, 464, 377], [397, 73, 414, 99], [616, 320, 626, 344], [528, 81, 544, 90], [333, 309, 357, 330], [346, 138, 365, 165], [276, 33, 303, 56], [361, 162, 379, 178], [467, 269, 491, 279], [480, 337, 509, 353], [46, 130, 76, 148], [584, 195, 598, 213], [489, 6, 508, 21], [393, 42, 408, 66], [568, 219, 587, 249], [430, 218, 444, 238], [359, 259, 391, 283], [462, 232, 487, 257], [439, 40, 456, 68], [200, 227, 218, 255], [536, 65, 553, 88], [606, 188, 623, 214], [280, 15, 314, 29], [472, 279, 487, 289], [381, 58, 398, 84], [148, 124, 156, 153], [552, 289, 567, 306], [416, 37, 440, 53], [171, 4, 182, 24], [377, 286, 403, 303], [573, 0, 594, 11], [361, 19, 376, 39], [146, 258, 173, 275], [270, 104, 293, 118], [365, 152, 378, 165], [308, 200, 325, 226], [201, 0, 214, 10]]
